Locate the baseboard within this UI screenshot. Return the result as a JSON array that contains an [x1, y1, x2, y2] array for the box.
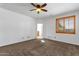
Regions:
[[44, 38, 79, 46], [0, 38, 34, 48]]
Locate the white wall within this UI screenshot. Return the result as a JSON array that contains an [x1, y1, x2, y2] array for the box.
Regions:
[[41, 11, 79, 45], [0, 8, 36, 47], [1, 7, 79, 46]]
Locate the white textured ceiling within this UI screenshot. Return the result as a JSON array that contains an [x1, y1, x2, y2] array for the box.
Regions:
[[0, 3, 79, 19]]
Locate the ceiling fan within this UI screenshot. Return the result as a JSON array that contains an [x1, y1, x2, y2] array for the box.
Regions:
[[30, 3, 47, 14]]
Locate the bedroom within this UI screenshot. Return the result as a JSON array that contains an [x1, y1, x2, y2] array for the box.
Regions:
[[0, 3, 79, 56]]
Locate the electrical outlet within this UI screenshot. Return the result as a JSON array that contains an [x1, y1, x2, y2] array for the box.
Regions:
[[54, 36, 56, 39], [27, 36, 30, 38], [22, 37, 24, 39]]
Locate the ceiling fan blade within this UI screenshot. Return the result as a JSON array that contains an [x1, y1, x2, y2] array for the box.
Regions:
[[31, 3, 36, 7], [30, 9, 36, 11], [41, 9, 47, 12], [41, 3, 47, 8]]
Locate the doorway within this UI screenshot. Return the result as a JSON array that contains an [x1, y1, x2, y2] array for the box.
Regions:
[[36, 24, 43, 39]]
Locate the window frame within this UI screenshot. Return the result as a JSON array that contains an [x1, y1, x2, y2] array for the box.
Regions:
[[56, 15, 76, 34]]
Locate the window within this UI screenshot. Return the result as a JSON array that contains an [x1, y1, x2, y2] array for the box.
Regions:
[[56, 16, 76, 34]]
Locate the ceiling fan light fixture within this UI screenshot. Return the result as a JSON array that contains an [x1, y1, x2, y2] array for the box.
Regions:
[[36, 8, 41, 12], [30, 3, 47, 14], [36, 8, 42, 14]]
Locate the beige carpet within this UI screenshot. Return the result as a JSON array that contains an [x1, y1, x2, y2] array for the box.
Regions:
[[0, 39, 79, 56]]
